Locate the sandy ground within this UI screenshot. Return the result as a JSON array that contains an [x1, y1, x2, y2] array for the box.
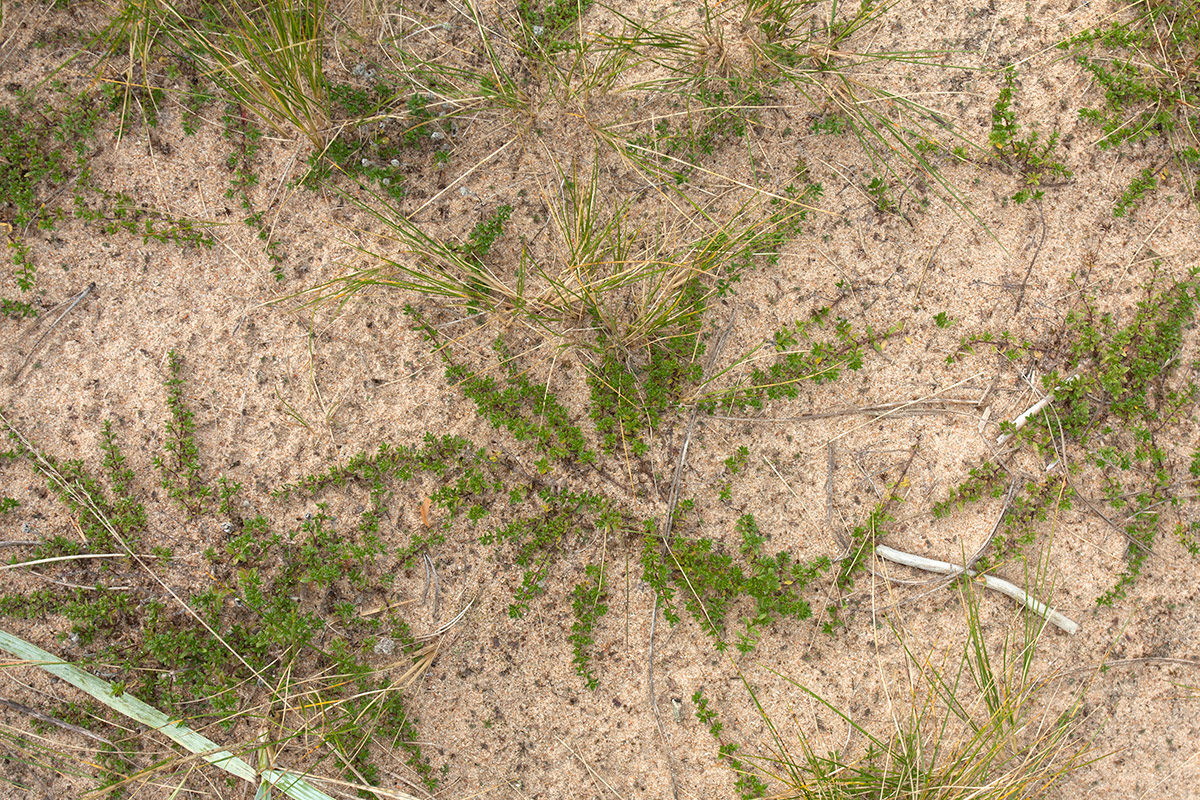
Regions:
[[1, 0, 1199, 797]]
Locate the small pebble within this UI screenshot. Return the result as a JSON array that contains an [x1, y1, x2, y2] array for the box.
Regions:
[[374, 638, 397, 656]]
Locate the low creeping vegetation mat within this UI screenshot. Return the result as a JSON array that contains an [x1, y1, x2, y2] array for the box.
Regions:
[[4, 0, 1200, 796]]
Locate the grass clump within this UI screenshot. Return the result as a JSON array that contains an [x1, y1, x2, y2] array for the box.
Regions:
[[624, 74, 769, 178], [600, 0, 981, 222], [159, 0, 331, 149], [747, 577, 1094, 798]]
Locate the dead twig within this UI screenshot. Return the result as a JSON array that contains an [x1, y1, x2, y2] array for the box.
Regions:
[[913, 224, 953, 299], [1013, 196, 1046, 313], [424, 553, 440, 622], [10, 282, 95, 384], [827, 374, 984, 446], [647, 311, 737, 800], [418, 597, 474, 639], [996, 373, 1079, 445], [827, 443, 844, 549], [713, 396, 984, 424], [0, 696, 114, 745], [874, 544, 1078, 634]]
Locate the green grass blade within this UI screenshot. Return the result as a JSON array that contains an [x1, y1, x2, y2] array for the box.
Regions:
[[0, 628, 339, 800]]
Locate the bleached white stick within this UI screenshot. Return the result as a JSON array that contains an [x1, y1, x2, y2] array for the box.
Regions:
[[874, 545, 1079, 635], [996, 374, 1080, 445]]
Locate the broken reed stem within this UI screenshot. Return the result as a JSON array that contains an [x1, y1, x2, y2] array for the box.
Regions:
[[874, 544, 1079, 634], [996, 373, 1079, 445]]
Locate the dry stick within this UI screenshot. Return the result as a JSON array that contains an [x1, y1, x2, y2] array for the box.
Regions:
[[0, 696, 114, 745], [827, 373, 984, 445], [826, 443, 841, 548], [418, 598, 474, 640], [410, 136, 517, 217], [0, 553, 132, 571], [646, 312, 737, 800], [557, 736, 627, 800], [428, 554, 440, 621], [712, 396, 984, 423], [913, 224, 953, 299], [1013, 197, 1046, 314], [874, 545, 1079, 634], [420, 555, 432, 605], [996, 373, 1079, 445], [10, 282, 95, 384], [872, 480, 1017, 617]]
